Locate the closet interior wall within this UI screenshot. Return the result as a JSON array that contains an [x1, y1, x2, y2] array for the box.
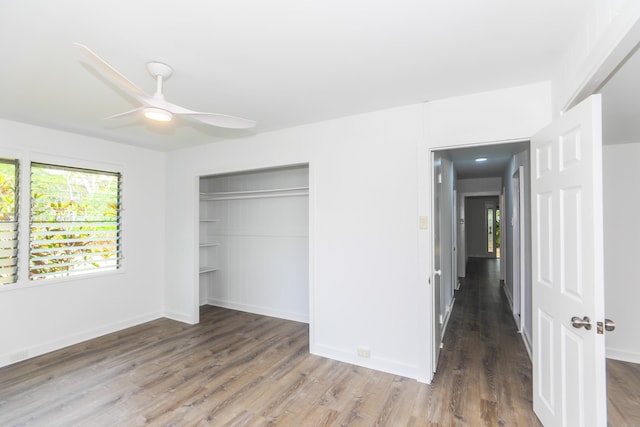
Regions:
[[199, 165, 310, 323]]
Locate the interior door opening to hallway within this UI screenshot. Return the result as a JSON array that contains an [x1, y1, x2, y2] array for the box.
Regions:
[[430, 122, 640, 424]]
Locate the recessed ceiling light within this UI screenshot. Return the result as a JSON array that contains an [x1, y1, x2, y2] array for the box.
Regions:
[[143, 107, 172, 122], [475, 157, 488, 162]]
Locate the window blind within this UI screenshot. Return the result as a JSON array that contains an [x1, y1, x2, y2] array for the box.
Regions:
[[29, 163, 121, 280], [0, 159, 19, 285]]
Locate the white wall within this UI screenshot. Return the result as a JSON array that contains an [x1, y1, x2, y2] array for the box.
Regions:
[[165, 81, 552, 382], [166, 104, 427, 378], [457, 178, 502, 195], [0, 119, 166, 367], [603, 142, 640, 363]]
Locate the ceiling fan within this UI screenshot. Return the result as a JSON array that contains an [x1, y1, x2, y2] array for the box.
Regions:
[[74, 43, 256, 129]]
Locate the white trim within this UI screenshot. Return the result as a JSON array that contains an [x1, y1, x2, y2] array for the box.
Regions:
[[205, 300, 309, 324], [0, 311, 163, 368], [193, 162, 313, 331], [522, 328, 533, 361], [606, 348, 640, 364], [311, 342, 421, 382], [441, 297, 455, 340], [561, 2, 640, 112], [164, 310, 196, 325]]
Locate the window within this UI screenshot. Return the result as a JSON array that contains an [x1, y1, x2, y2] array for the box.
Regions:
[[0, 159, 19, 285], [29, 163, 121, 280], [487, 207, 494, 253]]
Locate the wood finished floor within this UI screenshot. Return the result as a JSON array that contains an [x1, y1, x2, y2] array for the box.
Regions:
[[0, 258, 637, 426]]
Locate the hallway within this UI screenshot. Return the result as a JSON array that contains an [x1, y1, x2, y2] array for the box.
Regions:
[[432, 257, 640, 426], [427, 257, 541, 425]]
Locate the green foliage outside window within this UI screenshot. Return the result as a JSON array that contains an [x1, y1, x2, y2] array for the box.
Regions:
[[0, 160, 18, 284], [0, 161, 17, 221], [30, 163, 121, 280]]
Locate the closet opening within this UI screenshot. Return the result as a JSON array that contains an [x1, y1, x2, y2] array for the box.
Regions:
[[198, 164, 310, 324]]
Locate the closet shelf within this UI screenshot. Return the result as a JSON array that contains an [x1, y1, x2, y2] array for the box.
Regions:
[[199, 243, 220, 247], [200, 186, 309, 201], [200, 218, 219, 222], [199, 266, 219, 274]]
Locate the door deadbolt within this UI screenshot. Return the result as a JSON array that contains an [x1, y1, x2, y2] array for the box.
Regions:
[[604, 318, 616, 332]]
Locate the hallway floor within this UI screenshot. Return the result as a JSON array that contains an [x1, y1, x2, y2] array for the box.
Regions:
[[443, 257, 640, 426], [429, 257, 541, 425]]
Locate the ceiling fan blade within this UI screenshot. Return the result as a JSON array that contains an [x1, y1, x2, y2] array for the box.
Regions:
[[103, 107, 144, 120], [163, 101, 255, 128], [179, 112, 257, 129], [74, 43, 148, 100]]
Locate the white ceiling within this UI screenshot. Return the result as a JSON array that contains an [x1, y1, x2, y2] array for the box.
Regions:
[[0, 1, 592, 151], [437, 141, 529, 180], [441, 41, 640, 181]]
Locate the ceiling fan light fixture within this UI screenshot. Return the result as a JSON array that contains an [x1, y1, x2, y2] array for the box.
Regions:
[[143, 107, 172, 122]]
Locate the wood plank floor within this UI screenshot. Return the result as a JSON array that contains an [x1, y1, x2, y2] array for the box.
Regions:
[[607, 358, 640, 426], [0, 258, 637, 426]]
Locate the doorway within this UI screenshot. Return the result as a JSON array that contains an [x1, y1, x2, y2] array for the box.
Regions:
[[431, 140, 531, 377]]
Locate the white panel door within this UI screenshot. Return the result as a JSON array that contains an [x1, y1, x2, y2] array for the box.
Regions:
[[531, 95, 606, 426], [432, 154, 442, 372]]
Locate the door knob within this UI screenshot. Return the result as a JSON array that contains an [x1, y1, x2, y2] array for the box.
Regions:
[[604, 318, 616, 332], [571, 316, 592, 330]]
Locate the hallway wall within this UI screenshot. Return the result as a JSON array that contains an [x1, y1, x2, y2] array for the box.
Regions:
[[502, 148, 532, 352], [603, 142, 640, 363]]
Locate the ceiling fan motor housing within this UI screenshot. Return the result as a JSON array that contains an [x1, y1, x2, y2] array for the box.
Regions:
[[146, 62, 172, 80]]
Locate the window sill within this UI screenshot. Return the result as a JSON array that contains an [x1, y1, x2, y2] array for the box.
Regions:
[[0, 267, 127, 293]]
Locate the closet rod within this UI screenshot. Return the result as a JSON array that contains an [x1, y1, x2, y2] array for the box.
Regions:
[[201, 192, 308, 201], [200, 186, 308, 197]]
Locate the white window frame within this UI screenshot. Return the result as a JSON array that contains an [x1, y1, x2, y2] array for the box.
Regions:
[[28, 162, 122, 281]]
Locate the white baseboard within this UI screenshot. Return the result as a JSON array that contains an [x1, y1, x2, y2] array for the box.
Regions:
[[441, 298, 455, 340], [206, 298, 309, 324], [500, 281, 532, 361], [607, 347, 640, 364], [311, 342, 420, 381], [503, 282, 513, 308], [164, 309, 197, 324], [522, 328, 532, 361], [0, 311, 163, 368]]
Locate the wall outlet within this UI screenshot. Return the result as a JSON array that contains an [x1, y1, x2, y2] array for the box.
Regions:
[[10, 350, 28, 363], [356, 347, 370, 358]]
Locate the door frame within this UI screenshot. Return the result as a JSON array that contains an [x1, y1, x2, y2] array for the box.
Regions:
[[483, 200, 499, 258], [429, 139, 528, 381], [511, 166, 526, 333], [431, 152, 443, 373]]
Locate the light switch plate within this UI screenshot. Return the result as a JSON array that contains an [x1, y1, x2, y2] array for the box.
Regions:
[[419, 216, 428, 230]]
